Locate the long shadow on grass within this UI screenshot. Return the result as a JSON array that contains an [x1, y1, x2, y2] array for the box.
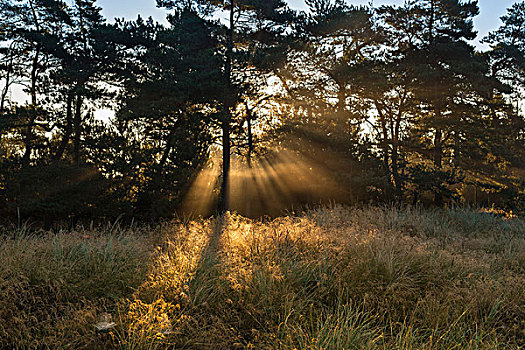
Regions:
[[187, 214, 229, 308]]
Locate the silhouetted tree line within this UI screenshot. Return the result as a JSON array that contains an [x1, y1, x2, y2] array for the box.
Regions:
[[0, 0, 524, 224]]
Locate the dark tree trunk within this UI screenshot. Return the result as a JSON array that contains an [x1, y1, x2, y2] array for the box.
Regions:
[[159, 118, 184, 169], [22, 44, 41, 167], [433, 126, 443, 207], [376, 107, 391, 197], [0, 52, 14, 112], [21, 128, 33, 166], [429, 0, 435, 43], [433, 128, 442, 169], [337, 83, 346, 115], [392, 115, 403, 194], [219, 119, 231, 212], [391, 143, 401, 193], [247, 117, 253, 167], [55, 93, 74, 160], [73, 94, 82, 164], [380, 123, 389, 169], [218, 0, 235, 213], [159, 142, 172, 169], [245, 114, 254, 216], [453, 132, 460, 168]]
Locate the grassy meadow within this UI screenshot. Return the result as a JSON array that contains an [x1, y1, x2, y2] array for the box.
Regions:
[[1, 206, 524, 349]]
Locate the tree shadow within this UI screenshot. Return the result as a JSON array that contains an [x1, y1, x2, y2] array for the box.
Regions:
[[187, 213, 229, 307]]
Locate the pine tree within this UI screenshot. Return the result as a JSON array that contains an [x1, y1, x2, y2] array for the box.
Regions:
[[484, 2, 525, 105], [379, 0, 481, 205], [112, 10, 224, 217], [0, 0, 67, 165], [157, 0, 294, 212], [278, 1, 379, 163]]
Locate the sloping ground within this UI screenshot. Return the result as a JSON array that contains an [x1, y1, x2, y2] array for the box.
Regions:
[[0, 206, 524, 349]]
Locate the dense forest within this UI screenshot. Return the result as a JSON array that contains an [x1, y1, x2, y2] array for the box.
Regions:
[[0, 0, 524, 224]]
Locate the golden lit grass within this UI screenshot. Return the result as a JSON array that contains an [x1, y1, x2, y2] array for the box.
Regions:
[[0, 223, 161, 349], [1, 206, 524, 349]]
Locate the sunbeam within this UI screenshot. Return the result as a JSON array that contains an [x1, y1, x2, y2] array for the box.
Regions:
[[180, 136, 356, 218], [180, 159, 222, 217]]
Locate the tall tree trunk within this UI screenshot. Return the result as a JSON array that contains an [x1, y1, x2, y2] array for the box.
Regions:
[[152, 131, 174, 194], [22, 44, 41, 167], [21, 127, 33, 166], [433, 124, 443, 207], [433, 131, 442, 169], [159, 139, 172, 169], [392, 115, 403, 194], [380, 123, 389, 169], [376, 107, 390, 195], [453, 131, 460, 168], [220, 119, 231, 212], [21, 0, 44, 167], [73, 94, 82, 164], [247, 116, 254, 168], [337, 83, 346, 115], [158, 118, 184, 169], [245, 113, 254, 216], [218, 0, 235, 213], [391, 142, 401, 194], [0, 52, 14, 112], [429, 0, 435, 44], [55, 93, 74, 160]]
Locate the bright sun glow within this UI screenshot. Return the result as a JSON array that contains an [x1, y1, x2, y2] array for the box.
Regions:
[[181, 146, 351, 218]]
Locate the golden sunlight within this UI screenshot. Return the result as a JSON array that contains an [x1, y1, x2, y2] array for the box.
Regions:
[[181, 146, 351, 218]]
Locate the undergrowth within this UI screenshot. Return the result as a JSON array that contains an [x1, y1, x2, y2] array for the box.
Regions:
[[1, 205, 524, 349]]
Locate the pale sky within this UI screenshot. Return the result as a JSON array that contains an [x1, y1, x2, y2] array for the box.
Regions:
[[98, 0, 521, 50], [7, 0, 522, 116]]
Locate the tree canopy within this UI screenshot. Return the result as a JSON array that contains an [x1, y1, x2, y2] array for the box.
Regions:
[[1, 0, 524, 224]]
